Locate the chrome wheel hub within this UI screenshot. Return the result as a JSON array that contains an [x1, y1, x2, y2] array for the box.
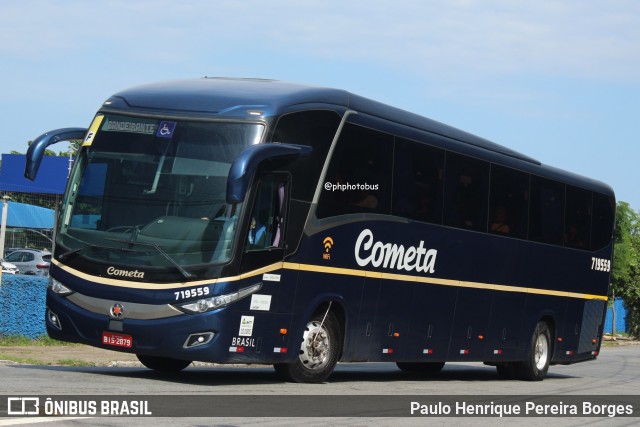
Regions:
[[298, 320, 331, 370], [534, 333, 549, 371]]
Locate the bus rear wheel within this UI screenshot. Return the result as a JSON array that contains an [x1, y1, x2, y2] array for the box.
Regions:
[[516, 321, 551, 381], [136, 354, 192, 372], [396, 362, 445, 374], [274, 310, 341, 383]]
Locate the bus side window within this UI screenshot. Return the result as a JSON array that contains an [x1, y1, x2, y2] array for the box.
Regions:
[[529, 176, 564, 245], [392, 138, 444, 224], [488, 165, 529, 239], [316, 123, 392, 218], [564, 186, 591, 249], [443, 152, 490, 232], [246, 180, 286, 250], [591, 192, 615, 250]]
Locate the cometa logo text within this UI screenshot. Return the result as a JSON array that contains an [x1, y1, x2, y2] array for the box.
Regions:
[[354, 228, 437, 273], [107, 267, 145, 279]]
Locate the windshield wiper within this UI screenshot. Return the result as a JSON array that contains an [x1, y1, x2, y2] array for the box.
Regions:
[[58, 243, 143, 261], [104, 238, 194, 279], [59, 240, 194, 280]]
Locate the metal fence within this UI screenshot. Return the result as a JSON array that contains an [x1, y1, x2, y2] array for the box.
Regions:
[[2, 192, 59, 255]]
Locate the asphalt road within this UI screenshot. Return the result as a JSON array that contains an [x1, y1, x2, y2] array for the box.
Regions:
[[1, 344, 639, 426]]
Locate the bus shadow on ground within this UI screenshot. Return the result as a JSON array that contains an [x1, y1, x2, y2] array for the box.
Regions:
[[12, 362, 577, 387]]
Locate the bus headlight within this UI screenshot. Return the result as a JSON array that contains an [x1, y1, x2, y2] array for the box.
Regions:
[[175, 283, 262, 314], [49, 278, 74, 296]]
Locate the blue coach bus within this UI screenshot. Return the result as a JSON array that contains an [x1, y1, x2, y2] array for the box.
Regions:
[[26, 78, 615, 382]]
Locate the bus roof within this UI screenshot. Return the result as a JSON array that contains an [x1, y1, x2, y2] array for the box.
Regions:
[[107, 78, 537, 161], [104, 77, 613, 196]]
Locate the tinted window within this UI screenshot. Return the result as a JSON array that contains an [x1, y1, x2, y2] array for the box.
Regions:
[[591, 192, 615, 250], [489, 165, 529, 238], [392, 138, 444, 224], [530, 176, 564, 245], [443, 153, 490, 231], [272, 110, 341, 201], [317, 123, 393, 218], [564, 186, 591, 249]]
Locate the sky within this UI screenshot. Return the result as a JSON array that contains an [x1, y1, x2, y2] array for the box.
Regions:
[[1, 0, 639, 208]]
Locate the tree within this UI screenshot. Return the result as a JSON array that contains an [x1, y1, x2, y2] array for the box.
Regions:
[[56, 139, 82, 158], [611, 202, 640, 337], [611, 203, 635, 296]]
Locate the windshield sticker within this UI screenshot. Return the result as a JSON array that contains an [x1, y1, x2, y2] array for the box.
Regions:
[[250, 294, 272, 311], [83, 115, 104, 147], [262, 273, 281, 282], [156, 121, 177, 138], [239, 315, 255, 337], [101, 117, 157, 135]]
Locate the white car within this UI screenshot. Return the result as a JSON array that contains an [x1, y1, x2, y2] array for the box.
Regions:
[[5, 249, 51, 276], [1, 260, 19, 274]]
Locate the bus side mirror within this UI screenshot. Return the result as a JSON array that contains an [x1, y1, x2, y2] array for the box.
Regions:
[[24, 127, 87, 181], [226, 143, 312, 204]]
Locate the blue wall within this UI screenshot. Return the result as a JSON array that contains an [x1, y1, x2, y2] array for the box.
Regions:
[[604, 298, 627, 334], [0, 275, 48, 338]]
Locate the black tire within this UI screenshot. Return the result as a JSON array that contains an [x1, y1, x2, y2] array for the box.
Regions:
[[136, 354, 192, 372], [274, 310, 341, 383], [496, 363, 517, 379], [516, 321, 552, 381], [396, 362, 445, 374]]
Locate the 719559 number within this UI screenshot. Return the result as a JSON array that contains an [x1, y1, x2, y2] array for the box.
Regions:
[[591, 257, 611, 272], [175, 286, 210, 301]]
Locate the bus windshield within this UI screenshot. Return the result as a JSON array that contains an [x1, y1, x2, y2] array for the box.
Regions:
[[58, 115, 264, 272]]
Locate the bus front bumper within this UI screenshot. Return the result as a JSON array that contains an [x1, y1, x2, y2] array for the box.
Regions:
[[44, 289, 286, 364]]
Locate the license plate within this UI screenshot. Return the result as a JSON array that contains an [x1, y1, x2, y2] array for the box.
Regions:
[[101, 331, 133, 348]]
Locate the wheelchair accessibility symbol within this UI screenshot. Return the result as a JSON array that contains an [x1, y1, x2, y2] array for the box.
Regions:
[[156, 121, 176, 138]]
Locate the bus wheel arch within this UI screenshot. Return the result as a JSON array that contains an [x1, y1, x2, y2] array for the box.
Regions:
[[274, 299, 345, 383], [316, 300, 346, 359], [516, 318, 553, 381]]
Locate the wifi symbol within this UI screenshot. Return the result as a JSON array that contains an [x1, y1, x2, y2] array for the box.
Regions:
[[323, 237, 334, 253]]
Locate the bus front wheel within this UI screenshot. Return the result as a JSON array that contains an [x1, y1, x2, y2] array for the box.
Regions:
[[516, 321, 551, 381], [274, 310, 341, 383], [136, 354, 192, 372]]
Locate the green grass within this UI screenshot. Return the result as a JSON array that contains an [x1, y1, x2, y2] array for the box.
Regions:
[[0, 353, 94, 366], [55, 358, 95, 367], [0, 335, 80, 347], [0, 354, 43, 365]]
